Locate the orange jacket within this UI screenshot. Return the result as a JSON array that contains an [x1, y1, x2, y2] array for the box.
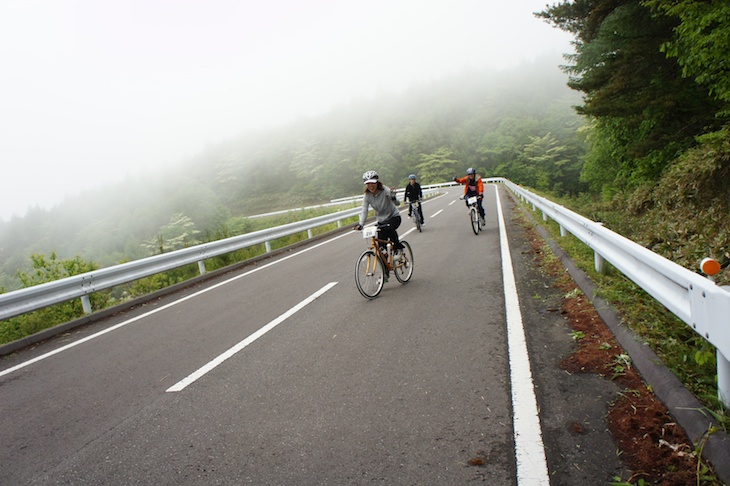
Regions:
[[454, 175, 484, 196]]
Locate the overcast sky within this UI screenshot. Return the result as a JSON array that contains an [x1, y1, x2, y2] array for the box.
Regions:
[[0, 0, 573, 222]]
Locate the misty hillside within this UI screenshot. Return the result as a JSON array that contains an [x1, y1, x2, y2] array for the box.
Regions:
[[0, 60, 585, 291]]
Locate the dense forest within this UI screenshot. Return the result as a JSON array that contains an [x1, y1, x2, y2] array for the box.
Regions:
[[538, 0, 730, 285]]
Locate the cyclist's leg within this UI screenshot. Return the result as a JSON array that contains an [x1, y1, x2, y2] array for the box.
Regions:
[[417, 201, 424, 223], [477, 199, 485, 219], [381, 216, 403, 249]]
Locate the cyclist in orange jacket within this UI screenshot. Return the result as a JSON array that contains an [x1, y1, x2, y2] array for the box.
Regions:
[[453, 168, 485, 222]]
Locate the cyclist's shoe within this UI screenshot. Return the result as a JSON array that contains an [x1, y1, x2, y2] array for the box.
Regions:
[[393, 250, 403, 263]]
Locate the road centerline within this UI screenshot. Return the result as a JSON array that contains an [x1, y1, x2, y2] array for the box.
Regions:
[[166, 281, 338, 392]]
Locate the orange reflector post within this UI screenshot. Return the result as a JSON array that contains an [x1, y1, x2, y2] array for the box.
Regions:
[[700, 257, 721, 276]]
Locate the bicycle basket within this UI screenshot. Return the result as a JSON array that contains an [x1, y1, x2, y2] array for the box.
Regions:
[[362, 226, 378, 238], [467, 196, 478, 205]]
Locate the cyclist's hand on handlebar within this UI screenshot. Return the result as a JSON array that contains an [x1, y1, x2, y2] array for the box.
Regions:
[[354, 224, 363, 231]]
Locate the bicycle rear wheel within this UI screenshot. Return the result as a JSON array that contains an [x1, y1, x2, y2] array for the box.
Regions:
[[355, 250, 385, 299], [470, 208, 480, 235], [414, 209, 422, 232], [393, 241, 413, 283]]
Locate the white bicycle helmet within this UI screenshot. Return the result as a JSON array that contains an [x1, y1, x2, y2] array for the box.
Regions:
[[363, 170, 379, 183], [466, 167, 476, 175]]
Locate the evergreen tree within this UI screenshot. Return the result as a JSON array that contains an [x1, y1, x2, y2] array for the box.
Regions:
[[539, 0, 726, 194]]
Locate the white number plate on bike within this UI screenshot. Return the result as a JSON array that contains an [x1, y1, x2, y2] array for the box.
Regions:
[[363, 226, 378, 238], [467, 196, 478, 205]]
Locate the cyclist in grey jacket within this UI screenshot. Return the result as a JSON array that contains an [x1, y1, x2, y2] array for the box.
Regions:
[[353, 170, 404, 250]]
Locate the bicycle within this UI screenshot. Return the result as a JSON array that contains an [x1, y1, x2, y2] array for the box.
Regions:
[[355, 224, 414, 299], [408, 200, 423, 232], [460, 195, 484, 235]]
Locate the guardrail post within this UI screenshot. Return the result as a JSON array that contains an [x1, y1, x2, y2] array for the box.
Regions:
[[719, 350, 730, 408], [559, 225, 567, 237], [265, 241, 272, 253], [594, 252, 605, 273], [81, 295, 92, 315], [542, 211, 548, 222], [198, 261, 206, 275], [307, 229, 313, 239], [593, 222, 606, 273]]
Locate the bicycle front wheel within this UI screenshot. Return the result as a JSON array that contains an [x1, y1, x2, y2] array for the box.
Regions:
[[470, 208, 480, 235], [394, 241, 413, 283], [355, 250, 385, 299]]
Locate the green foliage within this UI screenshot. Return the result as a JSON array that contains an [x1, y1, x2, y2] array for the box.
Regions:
[[16, 252, 97, 287], [615, 127, 730, 286], [496, 132, 587, 195], [540, 0, 727, 195], [416, 146, 460, 183], [643, 0, 730, 103], [0, 253, 112, 345], [141, 212, 201, 255]]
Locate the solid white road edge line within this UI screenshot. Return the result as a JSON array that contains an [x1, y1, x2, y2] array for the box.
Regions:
[[495, 184, 550, 485], [0, 233, 352, 378], [166, 282, 337, 392]]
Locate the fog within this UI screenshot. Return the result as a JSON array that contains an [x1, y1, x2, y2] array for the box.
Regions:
[[0, 0, 573, 222]]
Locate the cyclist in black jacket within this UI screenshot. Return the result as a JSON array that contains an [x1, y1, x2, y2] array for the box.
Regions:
[[403, 174, 425, 226]]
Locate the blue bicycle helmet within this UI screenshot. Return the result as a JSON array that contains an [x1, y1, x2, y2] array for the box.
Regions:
[[408, 174, 416, 180]]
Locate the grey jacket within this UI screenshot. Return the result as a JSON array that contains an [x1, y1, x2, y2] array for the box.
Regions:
[[359, 186, 400, 226]]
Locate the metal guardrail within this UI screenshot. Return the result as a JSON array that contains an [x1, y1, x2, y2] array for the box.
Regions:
[[499, 178, 730, 406], [0, 206, 363, 321]]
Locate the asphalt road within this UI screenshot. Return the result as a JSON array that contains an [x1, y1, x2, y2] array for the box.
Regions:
[[0, 185, 627, 485]]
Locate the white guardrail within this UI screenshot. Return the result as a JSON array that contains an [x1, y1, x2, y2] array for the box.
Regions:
[[0, 206, 361, 321], [1, 179, 728, 405], [499, 178, 730, 407]]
